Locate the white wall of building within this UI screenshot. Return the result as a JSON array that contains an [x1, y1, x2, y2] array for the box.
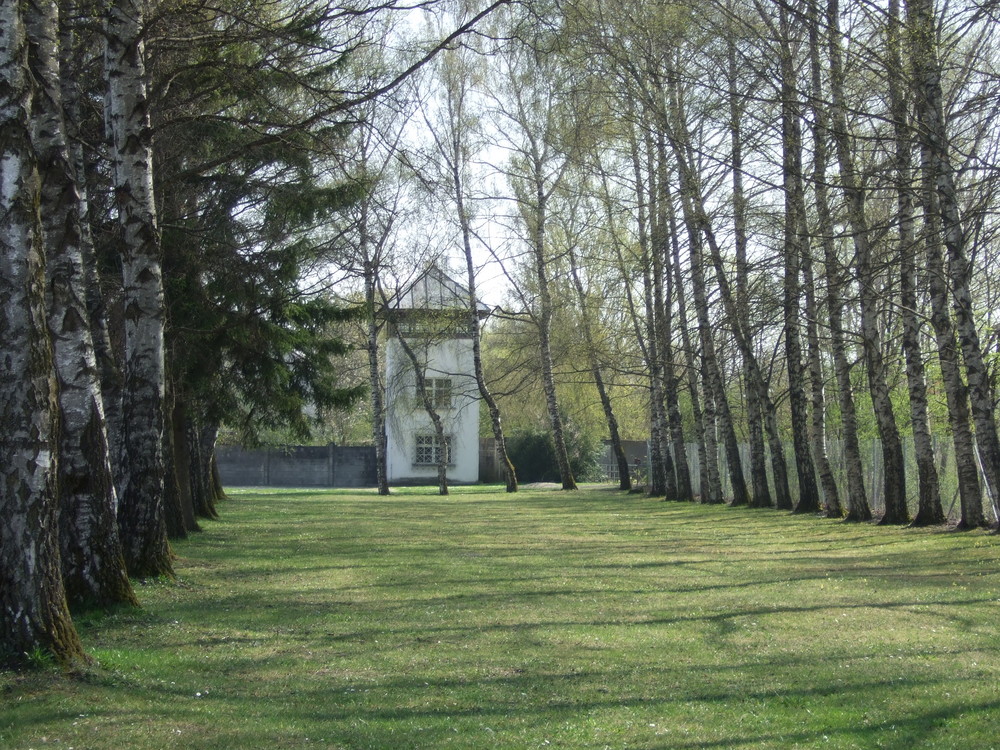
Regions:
[[385, 335, 480, 484]]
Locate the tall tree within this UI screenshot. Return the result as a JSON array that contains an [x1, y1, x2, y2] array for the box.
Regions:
[[494, 34, 577, 490], [805, 0, 871, 521], [907, 0, 996, 528], [28, 0, 137, 605], [724, 29, 772, 509], [423, 42, 519, 492], [1, 0, 86, 667], [777, 2, 823, 514], [826, 0, 908, 523], [662, 64, 749, 506], [106, 0, 173, 576], [886, 0, 944, 525]]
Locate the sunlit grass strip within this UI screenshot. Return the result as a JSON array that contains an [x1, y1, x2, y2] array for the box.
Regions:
[[3, 485, 999, 749]]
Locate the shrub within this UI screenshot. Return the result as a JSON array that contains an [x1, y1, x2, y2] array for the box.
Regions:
[[507, 422, 605, 483]]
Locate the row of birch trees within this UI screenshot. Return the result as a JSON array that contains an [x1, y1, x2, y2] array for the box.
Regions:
[[1, 0, 506, 669], [384, 0, 1000, 525]]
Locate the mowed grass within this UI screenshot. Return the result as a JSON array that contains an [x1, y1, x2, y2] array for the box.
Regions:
[[3, 486, 1000, 749]]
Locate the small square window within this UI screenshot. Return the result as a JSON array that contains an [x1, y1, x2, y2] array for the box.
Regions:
[[414, 433, 452, 465], [427, 378, 453, 409]]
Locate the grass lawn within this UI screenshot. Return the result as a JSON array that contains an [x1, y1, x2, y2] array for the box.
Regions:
[[3, 485, 1000, 749]]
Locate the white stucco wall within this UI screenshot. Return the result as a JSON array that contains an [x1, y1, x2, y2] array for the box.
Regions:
[[385, 335, 480, 484]]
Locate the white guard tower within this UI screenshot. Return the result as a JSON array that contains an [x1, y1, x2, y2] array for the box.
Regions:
[[385, 265, 489, 484]]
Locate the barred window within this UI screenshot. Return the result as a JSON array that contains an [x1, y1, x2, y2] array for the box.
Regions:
[[426, 378, 453, 409], [414, 433, 452, 466]]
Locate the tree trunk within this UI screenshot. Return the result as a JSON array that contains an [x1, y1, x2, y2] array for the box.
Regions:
[[888, 0, 944, 526], [27, 0, 137, 608], [451, 138, 518, 493], [1, 0, 87, 666], [58, 0, 124, 496], [395, 333, 449, 495], [671, 226, 720, 504], [653, 186, 694, 501], [662, 75, 748, 506], [568, 246, 631, 491], [686, 230, 746, 506], [652, 136, 681, 499], [171, 400, 202, 526], [806, 0, 871, 521], [827, 0, 908, 523], [529, 157, 576, 491], [607, 175, 662, 491], [365, 262, 390, 495], [905, 30, 983, 526], [107, 0, 173, 574], [802, 245, 843, 517], [726, 41, 771, 509], [779, 5, 823, 515], [661, 231, 693, 501], [643, 244, 668, 497], [161, 387, 188, 540], [202, 421, 226, 504], [629, 125, 668, 496], [907, 0, 995, 528], [187, 418, 223, 517]]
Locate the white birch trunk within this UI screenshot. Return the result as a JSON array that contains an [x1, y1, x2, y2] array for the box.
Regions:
[[27, 0, 136, 606], [0, 0, 85, 666], [106, 0, 173, 575]]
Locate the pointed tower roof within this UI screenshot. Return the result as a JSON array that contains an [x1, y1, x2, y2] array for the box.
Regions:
[[395, 264, 490, 315]]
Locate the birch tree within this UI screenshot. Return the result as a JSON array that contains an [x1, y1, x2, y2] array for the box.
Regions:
[[28, 0, 137, 605], [106, 0, 173, 576], [907, 0, 997, 528], [886, 0, 943, 525], [826, 0, 908, 523], [492, 32, 578, 490], [422, 41, 519, 492], [0, 0, 86, 667], [805, 0, 871, 521]]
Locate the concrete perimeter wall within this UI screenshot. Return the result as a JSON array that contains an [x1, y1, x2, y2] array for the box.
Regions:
[[216, 445, 377, 488]]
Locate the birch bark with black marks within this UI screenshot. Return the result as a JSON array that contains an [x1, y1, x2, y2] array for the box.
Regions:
[[27, 0, 137, 607], [519, 143, 576, 491], [652, 135, 681, 498], [106, 0, 173, 574], [1, 0, 86, 666], [641, 139, 669, 497], [663, 73, 748, 506], [726, 37, 771, 508], [662, 185, 694, 502], [568, 244, 631, 491], [670, 219, 720, 504], [627, 122, 668, 496], [498, 48, 577, 491], [436, 62, 518, 493], [58, 0, 123, 490]]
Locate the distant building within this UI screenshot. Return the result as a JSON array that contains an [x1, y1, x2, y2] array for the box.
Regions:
[[384, 265, 489, 484]]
